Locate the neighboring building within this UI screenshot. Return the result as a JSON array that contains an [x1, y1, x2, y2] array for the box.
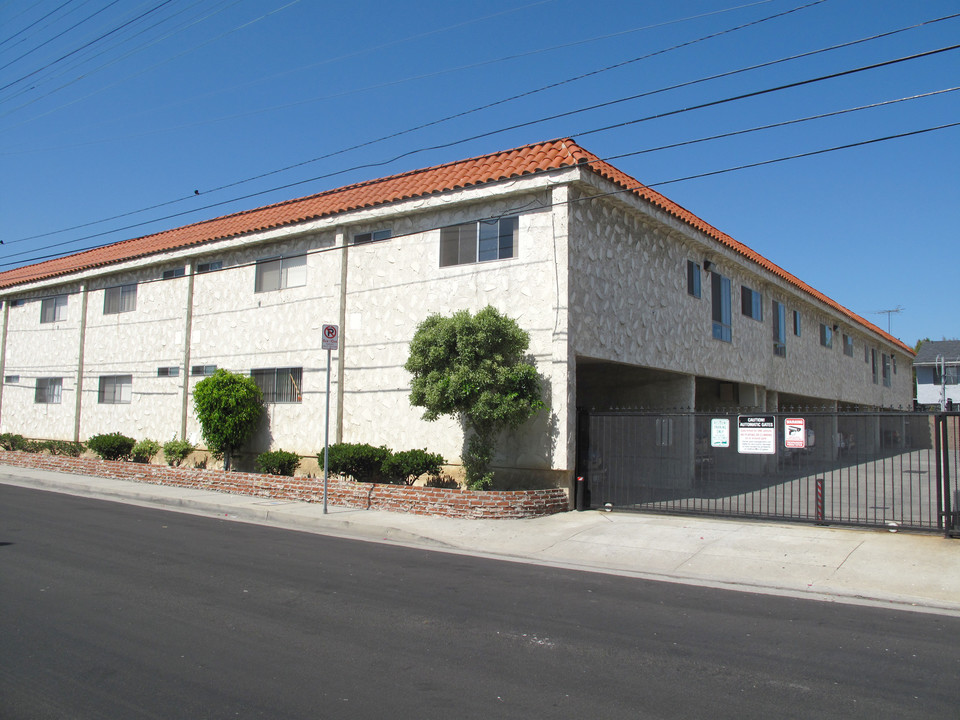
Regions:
[[0, 139, 914, 487], [914, 340, 960, 409]]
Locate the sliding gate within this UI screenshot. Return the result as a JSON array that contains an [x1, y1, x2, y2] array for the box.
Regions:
[[577, 409, 959, 534]]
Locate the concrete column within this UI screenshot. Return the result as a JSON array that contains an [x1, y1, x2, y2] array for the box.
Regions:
[[180, 261, 196, 440], [551, 184, 573, 480], [73, 283, 89, 442], [0, 300, 9, 428], [335, 228, 347, 444]]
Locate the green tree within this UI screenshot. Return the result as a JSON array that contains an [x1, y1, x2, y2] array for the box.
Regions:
[[193, 369, 264, 471], [404, 306, 543, 489]]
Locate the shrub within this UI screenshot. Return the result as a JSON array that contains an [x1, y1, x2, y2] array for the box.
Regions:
[[0, 433, 29, 451], [193, 370, 263, 471], [162, 438, 194, 467], [132, 438, 162, 463], [381, 448, 445, 485], [87, 432, 136, 461], [44, 440, 84, 457], [320, 443, 391, 483], [256, 449, 301, 476]]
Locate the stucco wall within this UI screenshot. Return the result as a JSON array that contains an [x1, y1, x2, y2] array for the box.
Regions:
[[0, 175, 575, 486], [567, 177, 912, 409], [0, 284, 82, 439]]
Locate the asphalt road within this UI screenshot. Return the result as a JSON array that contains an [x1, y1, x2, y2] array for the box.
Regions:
[[2, 483, 958, 719]]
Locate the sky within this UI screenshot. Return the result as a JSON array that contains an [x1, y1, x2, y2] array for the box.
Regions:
[[1, 0, 958, 349]]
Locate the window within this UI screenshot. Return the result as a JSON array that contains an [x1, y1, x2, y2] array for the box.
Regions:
[[353, 229, 392, 245], [793, 310, 801, 337], [440, 216, 517, 267], [686, 261, 701, 298], [10, 299, 26, 307], [819, 323, 833, 349], [40, 295, 68, 323], [934, 366, 960, 385], [843, 334, 854, 357], [882, 354, 892, 387], [871, 349, 878, 384], [4, 375, 19, 383], [772, 301, 786, 357], [255, 254, 306, 292], [711, 272, 731, 342], [98, 375, 132, 404], [191, 365, 217, 376], [35, 377, 62, 404], [157, 366, 180, 377], [251, 367, 302, 403], [741, 286, 762, 321], [103, 284, 137, 314], [197, 260, 222, 274], [865, 345, 870, 363], [162, 267, 185, 280]]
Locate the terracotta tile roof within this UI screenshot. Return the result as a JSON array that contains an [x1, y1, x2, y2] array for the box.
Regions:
[[0, 138, 910, 353]]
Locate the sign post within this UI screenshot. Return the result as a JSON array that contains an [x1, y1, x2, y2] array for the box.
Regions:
[[321, 324, 339, 514]]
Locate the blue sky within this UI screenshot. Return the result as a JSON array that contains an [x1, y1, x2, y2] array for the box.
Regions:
[[2, 0, 957, 348]]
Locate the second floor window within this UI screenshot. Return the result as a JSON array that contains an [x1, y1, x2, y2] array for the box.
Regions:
[[687, 261, 701, 298], [255, 254, 306, 292], [104, 284, 137, 314], [819, 323, 833, 349], [741, 286, 762, 321], [772, 301, 786, 357], [440, 217, 517, 267], [711, 272, 731, 342], [40, 295, 68, 323]]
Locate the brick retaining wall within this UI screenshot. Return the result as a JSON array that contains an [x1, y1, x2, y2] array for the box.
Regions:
[[0, 452, 570, 519]]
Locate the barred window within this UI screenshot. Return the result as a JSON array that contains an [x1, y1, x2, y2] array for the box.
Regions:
[[251, 367, 302, 403], [35, 377, 62, 404]]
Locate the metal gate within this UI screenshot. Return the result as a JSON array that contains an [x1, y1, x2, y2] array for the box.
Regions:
[[576, 409, 960, 534]]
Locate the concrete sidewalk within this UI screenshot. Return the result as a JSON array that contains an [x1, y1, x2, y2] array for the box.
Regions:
[[2, 465, 958, 616]]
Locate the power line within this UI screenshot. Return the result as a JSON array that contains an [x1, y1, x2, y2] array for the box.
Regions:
[[0, 0, 79, 52], [2, 116, 957, 275], [8, 8, 955, 250], [0, 0, 235, 109]]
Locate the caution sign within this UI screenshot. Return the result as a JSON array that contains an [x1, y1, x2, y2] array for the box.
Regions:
[[784, 417, 806, 449], [738, 415, 776, 454]]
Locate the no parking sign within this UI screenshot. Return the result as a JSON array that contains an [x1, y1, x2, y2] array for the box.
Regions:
[[321, 324, 339, 350]]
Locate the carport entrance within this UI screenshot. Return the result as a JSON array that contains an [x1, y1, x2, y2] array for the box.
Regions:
[[576, 409, 959, 534]]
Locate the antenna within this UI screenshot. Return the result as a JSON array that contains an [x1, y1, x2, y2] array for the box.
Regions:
[[873, 305, 904, 334]]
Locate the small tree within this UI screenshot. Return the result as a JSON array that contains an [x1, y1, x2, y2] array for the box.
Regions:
[[193, 369, 263, 471], [404, 306, 543, 489]]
